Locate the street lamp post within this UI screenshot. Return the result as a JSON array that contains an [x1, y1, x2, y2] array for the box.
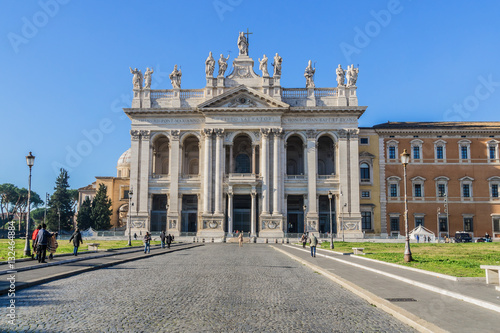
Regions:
[[328, 191, 334, 249], [128, 186, 133, 246], [23, 152, 35, 257], [401, 149, 412, 262]]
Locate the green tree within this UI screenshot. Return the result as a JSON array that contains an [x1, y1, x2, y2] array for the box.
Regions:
[[47, 169, 74, 232], [31, 207, 46, 226], [77, 197, 92, 230], [91, 184, 112, 230], [0, 183, 17, 226]]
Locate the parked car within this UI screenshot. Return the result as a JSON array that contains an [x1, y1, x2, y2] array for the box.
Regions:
[[454, 232, 472, 243]]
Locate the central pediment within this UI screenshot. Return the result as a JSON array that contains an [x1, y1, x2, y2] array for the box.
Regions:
[[197, 85, 289, 111]]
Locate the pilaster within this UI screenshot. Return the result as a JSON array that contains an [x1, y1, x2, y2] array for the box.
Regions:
[[306, 130, 319, 232], [260, 128, 270, 214], [139, 130, 150, 214], [168, 130, 180, 228]]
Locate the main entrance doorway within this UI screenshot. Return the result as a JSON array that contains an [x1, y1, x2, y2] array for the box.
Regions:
[[151, 194, 167, 232], [181, 195, 198, 233], [319, 195, 336, 234], [233, 195, 251, 233], [287, 195, 305, 234]]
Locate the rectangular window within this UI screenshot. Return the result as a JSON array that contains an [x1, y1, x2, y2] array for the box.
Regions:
[[463, 184, 470, 198], [415, 218, 424, 227], [438, 184, 446, 197], [439, 218, 448, 232], [492, 184, 499, 198], [361, 191, 370, 198], [390, 184, 398, 197], [494, 218, 500, 232], [389, 146, 396, 159], [461, 146, 468, 159], [390, 217, 400, 231], [464, 218, 473, 232], [490, 146, 496, 160], [360, 137, 369, 145], [414, 184, 422, 197], [413, 146, 420, 159], [122, 190, 129, 199], [362, 212, 372, 230], [436, 146, 443, 159]]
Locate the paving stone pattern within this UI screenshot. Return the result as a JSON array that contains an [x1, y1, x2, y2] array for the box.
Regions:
[[1, 244, 415, 332]]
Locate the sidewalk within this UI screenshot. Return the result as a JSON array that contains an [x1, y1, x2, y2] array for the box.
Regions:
[[271, 244, 500, 333], [0, 243, 202, 296]]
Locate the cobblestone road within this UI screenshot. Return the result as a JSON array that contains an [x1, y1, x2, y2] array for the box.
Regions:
[[1, 244, 414, 332]]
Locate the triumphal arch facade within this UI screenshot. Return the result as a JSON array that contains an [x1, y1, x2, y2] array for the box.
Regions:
[[124, 33, 366, 239]]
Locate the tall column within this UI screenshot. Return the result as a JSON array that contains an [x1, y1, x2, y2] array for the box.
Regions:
[[337, 130, 349, 213], [261, 128, 270, 214], [251, 188, 257, 236], [348, 129, 361, 218], [169, 131, 180, 214], [139, 130, 151, 214], [202, 129, 213, 214], [229, 144, 233, 174], [214, 129, 224, 214], [306, 130, 317, 215], [252, 144, 256, 174], [130, 130, 140, 214], [272, 128, 283, 215], [228, 187, 234, 234]]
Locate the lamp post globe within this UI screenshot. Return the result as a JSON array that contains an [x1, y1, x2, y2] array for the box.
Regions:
[[24, 152, 35, 257], [400, 149, 413, 262]]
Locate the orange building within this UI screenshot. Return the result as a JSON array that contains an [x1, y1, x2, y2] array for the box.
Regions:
[[374, 122, 500, 240]]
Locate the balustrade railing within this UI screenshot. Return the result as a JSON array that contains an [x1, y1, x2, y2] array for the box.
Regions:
[[314, 88, 337, 97], [317, 174, 338, 180], [151, 90, 174, 99], [180, 89, 205, 99], [286, 175, 307, 180], [281, 88, 308, 98]]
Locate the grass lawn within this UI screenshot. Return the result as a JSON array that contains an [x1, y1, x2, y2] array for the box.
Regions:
[[317, 241, 500, 277], [0, 239, 162, 261]]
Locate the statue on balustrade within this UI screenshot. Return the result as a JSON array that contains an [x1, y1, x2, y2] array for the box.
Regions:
[[336, 64, 346, 87], [205, 52, 215, 77], [218, 54, 230, 77], [169, 65, 182, 89], [304, 60, 315, 88], [346, 64, 359, 87], [144, 67, 154, 89], [129, 67, 143, 89], [272, 53, 282, 76], [258, 54, 269, 76], [238, 31, 248, 56]]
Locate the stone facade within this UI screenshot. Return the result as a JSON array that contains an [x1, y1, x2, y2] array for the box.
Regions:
[[123, 34, 365, 239]]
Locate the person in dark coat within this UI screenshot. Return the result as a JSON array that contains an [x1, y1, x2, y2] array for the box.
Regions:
[[166, 234, 172, 249], [69, 228, 84, 256], [160, 231, 166, 248], [143, 232, 151, 254], [36, 224, 54, 263]]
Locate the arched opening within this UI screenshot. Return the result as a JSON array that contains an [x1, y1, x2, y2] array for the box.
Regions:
[[360, 162, 370, 182], [183, 136, 200, 175], [286, 135, 304, 175], [117, 204, 128, 228], [153, 136, 169, 176], [317, 136, 335, 175], [232, 134, 253, 174]]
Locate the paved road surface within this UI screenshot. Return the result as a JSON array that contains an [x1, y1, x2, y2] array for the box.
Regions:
[[0, 244, 414, 332]]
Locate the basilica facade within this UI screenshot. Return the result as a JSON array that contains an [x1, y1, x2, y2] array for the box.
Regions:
[[124, 34, 365, 239]]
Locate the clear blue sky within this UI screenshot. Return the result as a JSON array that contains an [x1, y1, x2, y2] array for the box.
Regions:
[[1, 0, 500, 198]]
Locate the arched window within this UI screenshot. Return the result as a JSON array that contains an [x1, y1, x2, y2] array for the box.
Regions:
[[286, 135, 304, 175], [235, 154, 250, 173], [153, 136, 170, 175], [317, 136, 335, 175], [360, 163, 370, 182], [183, 136, 200, 175]]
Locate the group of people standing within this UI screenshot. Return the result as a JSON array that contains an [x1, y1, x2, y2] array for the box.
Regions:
[[31, 225, 84, 263], [300, 232, 318, 257]]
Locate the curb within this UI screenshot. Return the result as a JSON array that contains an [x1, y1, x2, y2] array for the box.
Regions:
[[282, 244, 500, 314], [0, 243, 203, 296], [270, 245, 448, 333]]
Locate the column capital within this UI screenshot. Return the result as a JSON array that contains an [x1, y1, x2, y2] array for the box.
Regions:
[[260, 128, 271, 137], [214, 128, 225, 137], [228, 186, 233, 196], [202, 128, 213, 137], [272, 128, 284, 138], [348, 128, 359, 139], [338, 129, 348, 139], [170, 130, 180, 140], [140, 130, 151, 140], [131, 130, 140, 141]]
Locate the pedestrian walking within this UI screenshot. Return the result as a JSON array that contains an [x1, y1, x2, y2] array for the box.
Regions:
[[35, 224, 55, 263], [160, 230, 166, 248], [69, 227, 83, 256], [238, 232, 243, 247], [416, 235, 420, 243], [308, 233, 318, 257], [134, 233, 137, 240], [31, 224, 41, 260], [48, 232, 59, 260], [143, 232, 151, 254], [300, 233, 307, 248], [166, 234, 172, 249]]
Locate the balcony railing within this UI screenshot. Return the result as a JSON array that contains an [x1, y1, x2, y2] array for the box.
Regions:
[[317, 174, 338, 180], [286, 175, 307, 180]]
